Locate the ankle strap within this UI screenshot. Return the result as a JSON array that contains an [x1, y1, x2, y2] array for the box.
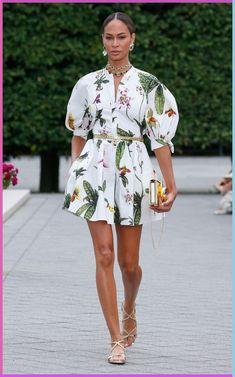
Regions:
[[122, 302, 136, 321], [110, 339, 125, 351]]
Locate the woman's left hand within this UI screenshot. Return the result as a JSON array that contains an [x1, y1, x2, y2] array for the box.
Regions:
[[149, 191, 177, 213]]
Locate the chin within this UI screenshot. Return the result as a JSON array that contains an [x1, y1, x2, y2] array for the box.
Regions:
[[108, 54, 126, 62]]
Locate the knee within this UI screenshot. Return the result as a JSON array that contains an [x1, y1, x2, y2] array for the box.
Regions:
[[95, 245, 114, 269], [119, 262, 140, 277]]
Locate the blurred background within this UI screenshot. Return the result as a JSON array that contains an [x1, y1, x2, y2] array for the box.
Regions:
[[3, 3, 232, 192]]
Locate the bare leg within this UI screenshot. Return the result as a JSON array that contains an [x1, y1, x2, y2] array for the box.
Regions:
[[115, 224, 143, 346], [86, 220, 124, 360]]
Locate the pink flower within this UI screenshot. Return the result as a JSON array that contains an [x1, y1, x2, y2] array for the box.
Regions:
[[118, 89, 131, 109], [3, 162, 19, 189], [3, 163, 14, 173], [5, 172, 11, 180], [97, 159, 109, 168], [93, 94, 101, 104], [12, 176, 18, 185]]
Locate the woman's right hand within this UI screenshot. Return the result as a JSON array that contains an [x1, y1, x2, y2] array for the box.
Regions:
[[149, 190, 177, 213]]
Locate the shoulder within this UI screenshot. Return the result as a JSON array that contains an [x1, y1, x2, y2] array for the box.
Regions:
[[71, 69, 107, 95], [134, 67, 177, 105], [74, 68, 106, 86], [134, 67, 162, 85]]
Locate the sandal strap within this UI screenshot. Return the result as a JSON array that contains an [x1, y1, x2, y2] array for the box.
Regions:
[[110, 339, 125, 353], [122, 326, 137, 338], [108, 352, 125, 358], [121, 302, 136, 321]]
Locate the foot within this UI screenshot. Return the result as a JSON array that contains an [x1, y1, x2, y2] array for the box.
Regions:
[[108, 338, 126, 364], [121, 302, 137, 347]]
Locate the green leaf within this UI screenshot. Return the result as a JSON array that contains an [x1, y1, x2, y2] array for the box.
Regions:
[[73, 167, 86, 178], [75, 202, 90, 215], [155, 85, 165, 115], [63, 193, 71, 209], [84, 205, 96, 219], [138, 72, 160, 96], [83, 180, 95, 201], [134, 208, 141, 225], [115, 141, 125, 169]]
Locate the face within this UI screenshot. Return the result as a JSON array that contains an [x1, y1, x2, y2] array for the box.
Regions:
[[102, 20, 135, 62]]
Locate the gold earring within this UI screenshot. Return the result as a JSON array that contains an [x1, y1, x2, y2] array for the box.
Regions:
[[102, 47, 107, 57], [129, 43, 134, 51]]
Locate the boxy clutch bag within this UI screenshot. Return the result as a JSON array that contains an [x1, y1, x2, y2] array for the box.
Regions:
[[148, 179, 168, 251], [149, 179, 168, 206]]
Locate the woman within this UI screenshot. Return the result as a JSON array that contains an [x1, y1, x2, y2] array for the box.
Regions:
[[62, 12, 179, 365]]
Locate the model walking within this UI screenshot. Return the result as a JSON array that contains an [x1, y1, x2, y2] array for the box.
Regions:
[[63, 12, 179, 364]]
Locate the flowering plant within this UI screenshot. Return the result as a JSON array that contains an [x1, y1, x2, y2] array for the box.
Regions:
[[3, 163, 19, 189]]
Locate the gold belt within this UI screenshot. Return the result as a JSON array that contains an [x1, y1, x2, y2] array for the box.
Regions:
[[93, 134, 144, 142]]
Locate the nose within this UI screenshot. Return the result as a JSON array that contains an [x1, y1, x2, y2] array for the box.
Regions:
[[112, 38, 119, 47]]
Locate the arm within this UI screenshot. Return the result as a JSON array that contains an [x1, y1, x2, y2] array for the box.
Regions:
[[71, 135, 86, 165], [150, 145, 177, 212]]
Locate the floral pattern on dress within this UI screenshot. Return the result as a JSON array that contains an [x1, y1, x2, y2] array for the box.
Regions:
[[62, 66, 179, 225]]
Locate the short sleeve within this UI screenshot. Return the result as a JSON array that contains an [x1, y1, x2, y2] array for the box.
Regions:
[[65, 77, 93, 140], [145, 82, 179, 153]]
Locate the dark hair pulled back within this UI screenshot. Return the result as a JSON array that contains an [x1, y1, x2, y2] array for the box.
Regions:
[[102, 12, 136, 34]]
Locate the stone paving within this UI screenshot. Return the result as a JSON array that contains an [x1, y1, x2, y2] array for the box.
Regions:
[[3, 193, 232, 374]]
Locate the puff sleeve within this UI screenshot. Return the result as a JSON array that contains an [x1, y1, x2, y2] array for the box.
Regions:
[[65, 76, 93, 140], [145, 81, 179, 153]]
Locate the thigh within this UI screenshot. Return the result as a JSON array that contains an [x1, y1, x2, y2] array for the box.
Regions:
[[115, 224, 143, 266], [86, 219, 114, 251]]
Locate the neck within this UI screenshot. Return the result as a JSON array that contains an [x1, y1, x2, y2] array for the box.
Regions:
[[108, 58, 130, 67]]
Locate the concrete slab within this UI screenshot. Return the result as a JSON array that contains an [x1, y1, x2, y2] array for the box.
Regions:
[[3, 189, 31, 223]]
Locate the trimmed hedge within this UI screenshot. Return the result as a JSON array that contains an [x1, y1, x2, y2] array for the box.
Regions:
[[4, 3, 232, 157]]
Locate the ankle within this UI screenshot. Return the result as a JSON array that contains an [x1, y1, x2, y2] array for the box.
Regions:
[[123, 300, 136, 313], [111, 334, 124, 342]]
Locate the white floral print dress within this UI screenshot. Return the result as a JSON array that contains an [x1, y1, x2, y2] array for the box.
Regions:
[[62, 66, 179, 226]]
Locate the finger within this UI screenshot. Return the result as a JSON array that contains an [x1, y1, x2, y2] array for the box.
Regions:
[[149, 205, 170, 213], [162, 199, 173, 207]]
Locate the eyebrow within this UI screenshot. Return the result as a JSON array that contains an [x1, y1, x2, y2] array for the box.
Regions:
[[105, 32, 127, 36]]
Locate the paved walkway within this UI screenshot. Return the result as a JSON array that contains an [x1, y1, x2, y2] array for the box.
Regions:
[[3, 193, 232, 374]]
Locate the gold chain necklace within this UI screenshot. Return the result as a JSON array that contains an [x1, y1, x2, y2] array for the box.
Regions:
[[106, 63, 132, 77]]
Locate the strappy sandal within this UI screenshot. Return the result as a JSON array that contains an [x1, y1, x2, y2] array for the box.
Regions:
[[107, 339, 126, 364], [121, 302, 137, 347]]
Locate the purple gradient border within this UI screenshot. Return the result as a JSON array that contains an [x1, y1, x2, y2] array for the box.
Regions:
[[2, 0, 233, 3], [0, 1, 3, 375], [0, 0, 232, 376]]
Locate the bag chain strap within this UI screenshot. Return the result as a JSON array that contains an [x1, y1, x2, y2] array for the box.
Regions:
[[150, 214, 165, 251]]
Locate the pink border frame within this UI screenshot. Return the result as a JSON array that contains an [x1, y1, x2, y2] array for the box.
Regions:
[[2, 0, 233, 3], [0, 1, 3, 375], [0, 1, 232, 376]]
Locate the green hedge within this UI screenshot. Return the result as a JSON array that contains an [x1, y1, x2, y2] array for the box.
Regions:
[[3, 3, 232, 157]]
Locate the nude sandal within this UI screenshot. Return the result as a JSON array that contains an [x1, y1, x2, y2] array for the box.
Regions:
[[121, 302, 137, 347], [108, 339, 126, 364]]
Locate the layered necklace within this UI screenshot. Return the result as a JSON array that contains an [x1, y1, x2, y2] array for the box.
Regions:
[[106, 62, 132, 77]]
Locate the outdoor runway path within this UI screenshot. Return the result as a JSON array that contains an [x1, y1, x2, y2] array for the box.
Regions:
[[3, 193, 231, 374]]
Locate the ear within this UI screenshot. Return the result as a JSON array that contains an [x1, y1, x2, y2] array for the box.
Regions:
[[131, 33, 136, 44]]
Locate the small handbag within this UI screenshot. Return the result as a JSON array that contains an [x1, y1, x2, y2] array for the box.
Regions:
[[148, 178, 168, 251], [149, 179, 168, 206]]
